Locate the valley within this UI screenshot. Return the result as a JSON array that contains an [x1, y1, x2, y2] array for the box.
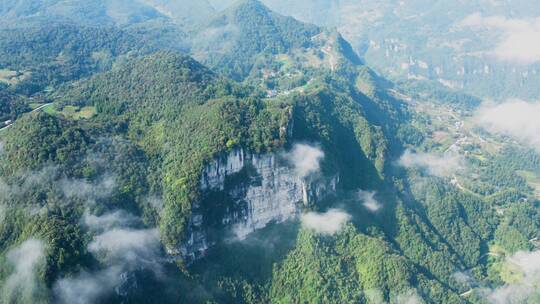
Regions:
[[0, 1, 539, 304]]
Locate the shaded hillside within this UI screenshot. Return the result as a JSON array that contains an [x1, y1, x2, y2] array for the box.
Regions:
[[0, 1, 536, 304]]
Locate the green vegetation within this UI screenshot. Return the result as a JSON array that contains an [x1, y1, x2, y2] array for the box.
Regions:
[[0, 1, 539, 303], [0, 89, 30, 122], [0, 22, 176, 95], [192, 0, 321, 80]]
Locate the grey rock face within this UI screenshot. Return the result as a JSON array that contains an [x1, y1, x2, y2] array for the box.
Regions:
[[180, 148, 337, 263]]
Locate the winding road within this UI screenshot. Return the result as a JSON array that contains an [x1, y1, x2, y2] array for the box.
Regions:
[[0, 103, 52, 131]]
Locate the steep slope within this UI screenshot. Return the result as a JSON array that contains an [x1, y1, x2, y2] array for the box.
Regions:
[[0, 0, 215, 28], [0, 23, 174, 95], [139, 0, 215, 27], [0, 1, 532, 303], [0, 0, 159, 26], [53, 49, 475, 302], [252, 0, 540, 100], [0, 88, 29, 122], [191, 0, 322, 80]]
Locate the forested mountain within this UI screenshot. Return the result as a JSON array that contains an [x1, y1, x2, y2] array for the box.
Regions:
[[0, 0, 215, 27], [1, 1, 540, 303], [248, 0, 540, 101]]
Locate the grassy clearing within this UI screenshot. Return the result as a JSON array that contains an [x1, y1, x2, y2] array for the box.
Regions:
[[42, 104, 57, 115], [517, 170, 540, 196], [58, 105, 96, 120], [29, 103, 42, 110], [41, 104, 96, 120], [0, 69, 29, 85], [499, 261, 524, 284]]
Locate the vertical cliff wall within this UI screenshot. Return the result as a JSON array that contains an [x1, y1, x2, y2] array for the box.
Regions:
[[180, 148, 337, 262]]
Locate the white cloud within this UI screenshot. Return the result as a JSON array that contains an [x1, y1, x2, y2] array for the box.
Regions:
[[398, 150, 464, 177], [54, 266, 121, 304], [460, 13, 540, 64], [364, 289, 424, 304], [146, 195, 164, 211], [55, 212, 162, 304], [452, 271, 475, 286], [284, 144, 325, 179], [192, 24, 240, 60], [60, 175, 116, 202], [482, 250, 540, 303], [396, 290, 423, 304], [82, 210, 139, 233], [475, 99, 540, 153], [301, 209, 351, 235], [2, 239, 45, 303], [359, 190, 382, 212], [88, 228, 161, 266]]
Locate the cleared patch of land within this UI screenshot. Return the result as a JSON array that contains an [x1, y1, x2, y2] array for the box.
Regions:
[[0, 69, 30, 85], [517, 170, 540, 197], [42, 104, 96, 120]]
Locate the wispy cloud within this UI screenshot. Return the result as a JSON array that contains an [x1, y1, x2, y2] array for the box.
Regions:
[[60, 174, 116, 202], [396, 290, 423, 304], [88, 228, 161, 265], [474, 99, 540, 153], [364, 289, 424, 304], [452, 271, 476, 287], [284, 144, 325, 179], [301, 209, 351, 235], [2, 239, 46, 303], [358, 190, 382, 212], [55, 212, 162, 304], [481, 250, 540, 303], [460, 13, 540, 64], [398, 150, 464, 177], [54, 267, 123, 304], [82, 210, 139, 234]]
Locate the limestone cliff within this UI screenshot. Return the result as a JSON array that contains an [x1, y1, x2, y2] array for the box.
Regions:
[[180, 148, 337, 262]]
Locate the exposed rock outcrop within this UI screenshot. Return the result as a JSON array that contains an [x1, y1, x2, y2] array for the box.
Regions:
[[180, 148, 337, 263]]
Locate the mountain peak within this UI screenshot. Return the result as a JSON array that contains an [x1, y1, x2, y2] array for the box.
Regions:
[[218, 0, 274, 22]]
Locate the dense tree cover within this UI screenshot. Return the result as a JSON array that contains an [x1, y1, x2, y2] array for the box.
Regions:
[[1, 1, 539, 303], [0, 89, 29, 122], [270, 225, 466, 303], [397, 80, 482, 110], [46, 48, 438, 303], [57, 51, 293, 254], [0, 22, 182, 95], [0, 112, 164, 303], [192, 0, 321, 80]]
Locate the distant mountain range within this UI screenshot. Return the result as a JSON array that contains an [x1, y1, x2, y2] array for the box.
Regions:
[[1, 1, 540, 303]]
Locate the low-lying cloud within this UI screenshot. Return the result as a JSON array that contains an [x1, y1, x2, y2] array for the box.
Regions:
[[55, 212, 162, 304], [474, 99, 540, 153], [460, 13, 540, 64], [2, 239, 45, 303], [88, 228, 161, 265], [481, 250, 540, 303], [284, 143, 325, 179], [82, 210, 139, 233], [301, 209, 351, 235], [398, 150, 464, 177], [358, 190, 382, 212], [60, 174, 116, 202], [452, 271, 476, 287], [54, 267, 123, 304], [364, 289, 423, 304]]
